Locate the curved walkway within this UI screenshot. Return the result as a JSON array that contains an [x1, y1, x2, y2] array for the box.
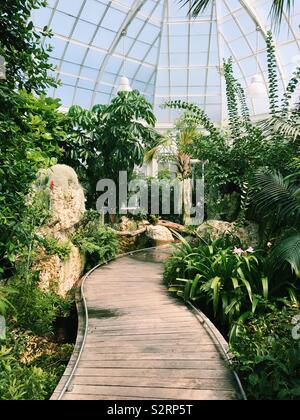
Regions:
[[52, 248, 240, 400]]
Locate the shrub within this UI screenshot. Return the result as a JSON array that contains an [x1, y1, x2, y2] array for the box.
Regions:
[[230, 306, 300, 400], [72, 210, 119, 271], [165, 234, 298, 329], [0, 88, 68, 280], [37, 236, 72, 262], [7, 274, 72, 336], [0, 329, 72, 400]]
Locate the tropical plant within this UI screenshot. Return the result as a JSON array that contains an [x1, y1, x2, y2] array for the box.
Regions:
[[64, 91, 161, 208], [7, 273, 73, 336], [166, 32, 300, 220], [0, 88, 68, 280], [0, 329, 73, 400], [252, 170, 300, 277], [230, 305, 300, 400], [72, 210, 119, 271], [145, 112, 205, 224], [37, 236, 72, 262], [165, 235, 272, 326], [179, 0, 295, 28], [266, 31, 280, 117], [0, 287, 17, 315], [0, 0, 56, 93], [165, 231, 299, 330]]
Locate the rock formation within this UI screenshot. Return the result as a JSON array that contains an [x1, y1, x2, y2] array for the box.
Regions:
[[33, 164, 86, 297]]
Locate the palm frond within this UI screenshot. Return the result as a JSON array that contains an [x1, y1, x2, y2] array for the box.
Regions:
[[269, 0, 295, 28], [178, 0, 212, 17], [259, 116, 300, 141], [179, 0, 294, 28], [270, 231, 300, 277], [253, 171, 300, 225], [144, 135, 173, 163]]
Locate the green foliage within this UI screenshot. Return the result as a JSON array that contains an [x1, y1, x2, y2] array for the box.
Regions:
[[158, 168, 173, 180], [266, 31, 279, 116], [230, 306, 300, 400], [0, 87, 68, 279], [252, 170, 300, 277], [282, 67, 300, 117], [223, 58, 243, 140], [165, 235, 273, 327], [8, 274, 72, 336], [0, 287, 17, 316], [0, 0, 57, 93], [180, 0, 295, 29], [164, 100, 221, 141], [166, 32, 300, 220], [37, 236, 72, 262], [0, 2, 73, 400], [72, 211, 119, 271], [270, 0, 295, 30], [63, 91, 160, 208], [0, 329, 73, 400]]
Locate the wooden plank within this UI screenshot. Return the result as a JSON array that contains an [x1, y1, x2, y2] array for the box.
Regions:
[[82, 344, 219, 352], [67, 367, 233, 380], [63, 384, 237, 400], [70, 376, 235, 391], [63, 394, 168, 400], [75, 360, 225, 369], [55, 251, 239, 401], [77, 352, 222, 361]]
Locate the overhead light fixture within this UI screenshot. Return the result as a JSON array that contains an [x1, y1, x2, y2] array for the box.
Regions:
[[118, 76, 132, 92], [248, 74, 266, 98], [117, 29, 132, 93]]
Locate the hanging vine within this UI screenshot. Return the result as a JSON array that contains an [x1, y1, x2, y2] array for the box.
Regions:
[[266, 31, 280, 117], [223, 58, 242, 140], [163, 100, 221, 141], [281, 67, 300, 117]]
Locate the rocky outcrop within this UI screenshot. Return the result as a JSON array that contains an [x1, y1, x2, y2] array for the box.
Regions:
[[117, 217, 150, 252], [146, 225, 174, 244], [35, 164, 85, 232], [33, 164, 86, 297], [196, 220, 259, 247], [36, 244, 85, 297]]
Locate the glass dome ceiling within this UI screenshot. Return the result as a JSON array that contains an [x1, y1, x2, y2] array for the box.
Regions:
[[32, 0, 300, 126]]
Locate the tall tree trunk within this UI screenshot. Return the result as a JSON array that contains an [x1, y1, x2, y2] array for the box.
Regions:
[[177, 152, 192, 225]]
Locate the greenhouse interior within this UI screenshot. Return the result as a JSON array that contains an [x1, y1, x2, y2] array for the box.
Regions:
[[0, 0, 300, 402]]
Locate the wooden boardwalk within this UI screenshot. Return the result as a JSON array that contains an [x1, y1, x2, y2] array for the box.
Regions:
[[52, 248, 240, 400]]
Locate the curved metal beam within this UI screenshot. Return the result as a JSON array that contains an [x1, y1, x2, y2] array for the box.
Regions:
[[91, 0, 148, 106], [240, 0, 287, 86]]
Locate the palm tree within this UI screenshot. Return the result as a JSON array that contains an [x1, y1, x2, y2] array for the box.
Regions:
[[145, 113, 200, 224], [179, 0, 294, 27]]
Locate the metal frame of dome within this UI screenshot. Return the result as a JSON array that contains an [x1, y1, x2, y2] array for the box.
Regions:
[[32, 0, 300, 126]]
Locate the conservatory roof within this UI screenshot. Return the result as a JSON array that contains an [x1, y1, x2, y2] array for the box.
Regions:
[[32, 0, 300, 126]]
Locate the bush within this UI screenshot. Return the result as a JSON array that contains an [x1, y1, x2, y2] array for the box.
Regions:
[[230, 306, 300, 400], [165, 234, 298, 329], [72, 210, 119, 271], [37, 236, 72, 262], [0, 329, 72, 400], [0, 88, 68, 280], [8, 274, 72, 336]]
